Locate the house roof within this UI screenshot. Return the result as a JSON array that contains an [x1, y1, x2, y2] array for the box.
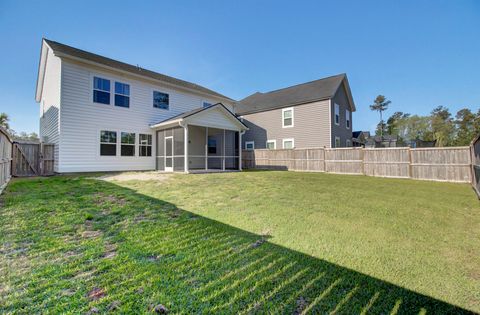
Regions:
[[150, 103, 248, 130], [236, 73, 355, 115], [42, 39, 234, 102]]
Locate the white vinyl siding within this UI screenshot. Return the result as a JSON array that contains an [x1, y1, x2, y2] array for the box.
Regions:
[[58, 59, 234, 172]]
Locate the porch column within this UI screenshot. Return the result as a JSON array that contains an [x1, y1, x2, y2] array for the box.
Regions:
[[238, 131, 242, 171], [184, 124, 189, 173], [222, 129, 226, 171], [205, 127, 208, 170]]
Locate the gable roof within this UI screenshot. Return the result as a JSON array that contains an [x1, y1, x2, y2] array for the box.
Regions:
[[236, 73, 355, 115], [150, 103, 248, 130], [42, 39, 234, 102]]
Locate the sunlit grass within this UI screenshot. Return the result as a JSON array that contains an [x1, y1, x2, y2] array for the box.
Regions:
[[0, 173, 478, 313]]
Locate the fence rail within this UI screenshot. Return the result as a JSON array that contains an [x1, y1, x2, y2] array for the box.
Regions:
[[242, 146, 473, 183], [12, 142, 55, 177], [0, 127, 13, 194]]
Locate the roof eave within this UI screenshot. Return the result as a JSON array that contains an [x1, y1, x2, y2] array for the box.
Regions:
[[237, 96, 333, 116]]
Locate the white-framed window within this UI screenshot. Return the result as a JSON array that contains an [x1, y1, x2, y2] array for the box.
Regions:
[[153, 91, 169, 110], [120, 132, 135, 156], [282, 138, 294, 149], [334, 103, 340, 125], [115, 82, 130, 108], [346, 139, 351, 147], [245, 141, 255, 150], [203, 101, 213, 108], [335, 136, 341, 148], [266, 140, 276, 150], [139, 134, 152, 156], [346, 109, 350, 129], [100, 130, 117, 156], [93, 77, 111, 105], [282, 108, 294, 128]]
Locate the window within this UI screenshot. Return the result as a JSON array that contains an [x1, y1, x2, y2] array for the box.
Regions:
[[245, 141, 255, 150], [93, 77, 110, 104], [100, 130, 116, 156], [346, 139, 352, 147], [115, 82, 130, 107], [282, 108, 294, 128], [335, 136, 341, 148], [139, 134, 152, 156], [266, 140, 276, 150], [121, 132, 135, 156], [203, 101, 212, 108], [153, 91, 169, 109], [346, 110, 350, 129], [283, 138, 294, 149], [208, 136, 217, 154], [334, 103, 340, 125]]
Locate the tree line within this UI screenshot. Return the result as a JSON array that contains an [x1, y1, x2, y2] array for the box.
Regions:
[[0, 112, 39, 142], [370, 96, 479, 147]]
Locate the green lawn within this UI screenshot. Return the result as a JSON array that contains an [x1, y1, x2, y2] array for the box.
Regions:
[[1, 171, 479, 314]]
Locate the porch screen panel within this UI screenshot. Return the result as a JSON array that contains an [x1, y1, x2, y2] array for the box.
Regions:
[[225, 130, 239, 170], [188, 125, 206, 170], [207, 128, 223, 170], [173, 127, 185, 156], [225, 158, 239, 170], [156, 130, 165, 171]]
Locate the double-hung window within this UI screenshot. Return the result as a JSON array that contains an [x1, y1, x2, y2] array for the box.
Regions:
[[334, 104, 340, 125], [335, 137, 341, 148], [93, 77, 111, 104], [245, 141, 254, 150], [346, 109, 350, 129], [266, 140, 276, 150], [282, 108, 293, 128], [139, 134, 152, 156], [283, 138, 294, 149], [115, 82, 130, 107], [100, 130, 117, 156], [121, 132, 135, 156], [153, 91, 169, 109]]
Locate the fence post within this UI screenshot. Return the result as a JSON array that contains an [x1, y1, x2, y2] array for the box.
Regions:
[[361, 148, 365, 175], [408, 147, 413, 179]]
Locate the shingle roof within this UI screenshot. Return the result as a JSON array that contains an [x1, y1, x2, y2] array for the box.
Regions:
[[236, 73, 355, 115], [150, 103, 248, 129], [43, 39, 234, 101]]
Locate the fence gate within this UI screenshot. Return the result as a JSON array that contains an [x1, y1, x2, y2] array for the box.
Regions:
[[12, 142, 55, 177], [472, 135, 480, 198]]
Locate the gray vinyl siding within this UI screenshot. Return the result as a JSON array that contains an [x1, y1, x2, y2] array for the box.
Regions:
[[331, 84, 353, 147], [241, 100, 331, 149]]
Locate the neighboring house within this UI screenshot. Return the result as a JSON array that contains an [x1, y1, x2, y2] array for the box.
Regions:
[[236, 74, 356, 150], [35, 39, 357, 173], [36, 39, 247, 173], [352, 131, 371, 147], [365, 135, 398, 148]]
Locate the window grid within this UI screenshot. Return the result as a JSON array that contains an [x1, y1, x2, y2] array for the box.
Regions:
[[93, 77, 111, 105]]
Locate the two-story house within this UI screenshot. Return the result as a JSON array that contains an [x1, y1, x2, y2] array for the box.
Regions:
[[36, 39, 355, 173], [36, 39, 248, 173], [237, 74, 355, 150]]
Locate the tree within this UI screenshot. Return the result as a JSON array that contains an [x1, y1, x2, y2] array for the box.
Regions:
[[369, 95, 391, 137], [375, 120, 387, 137], [397, 115, 433, 143], [12, 132, 40, 142], [430, 106, 454, 147], [454, 108, 476, 146], [0, 112, 10, 130], [386, 111, 410, 136]]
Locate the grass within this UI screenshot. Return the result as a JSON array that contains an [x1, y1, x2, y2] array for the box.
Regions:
[[0, 171, 479, 313]]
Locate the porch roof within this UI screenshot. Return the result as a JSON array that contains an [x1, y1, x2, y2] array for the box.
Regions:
[[150, 103, 248, 131]]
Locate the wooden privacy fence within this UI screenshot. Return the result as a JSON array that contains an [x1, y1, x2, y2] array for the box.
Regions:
[[242, 146, 473, 183], [472, 135, 480, 198], [0, 127, 13, 193], [12, 142, 55, 177]]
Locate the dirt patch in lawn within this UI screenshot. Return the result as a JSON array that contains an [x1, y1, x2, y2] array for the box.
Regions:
[[94, 171, 172, 182]]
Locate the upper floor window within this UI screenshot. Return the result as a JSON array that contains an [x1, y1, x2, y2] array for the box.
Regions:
[[334, 103, 340, 125], [115, 82, 130, 108], [121, 132, 135, 156], [245, 141, 254, 150], [93, 77, 111, 105], [139, 134, 152, 156], [100, 130, 116, 156], [153, 91, 169, 109], [346, 110, 351, 129], [203, 101, 213, 108], [282, 108, 294, 128]]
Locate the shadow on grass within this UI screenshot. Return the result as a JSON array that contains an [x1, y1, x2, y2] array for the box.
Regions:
[[0, 176, 476, 314]]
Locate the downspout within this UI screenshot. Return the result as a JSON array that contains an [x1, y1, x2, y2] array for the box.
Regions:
[[179, 121, 188, 174]]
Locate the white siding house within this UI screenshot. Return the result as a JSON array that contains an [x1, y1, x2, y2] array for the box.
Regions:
[[36, 39, 244, 173]]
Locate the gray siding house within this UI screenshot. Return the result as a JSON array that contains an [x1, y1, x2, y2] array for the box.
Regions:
[[237, 74, 355, 149]]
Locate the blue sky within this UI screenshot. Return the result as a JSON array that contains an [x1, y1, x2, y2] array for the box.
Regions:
[[0, 0, 479, 134]]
